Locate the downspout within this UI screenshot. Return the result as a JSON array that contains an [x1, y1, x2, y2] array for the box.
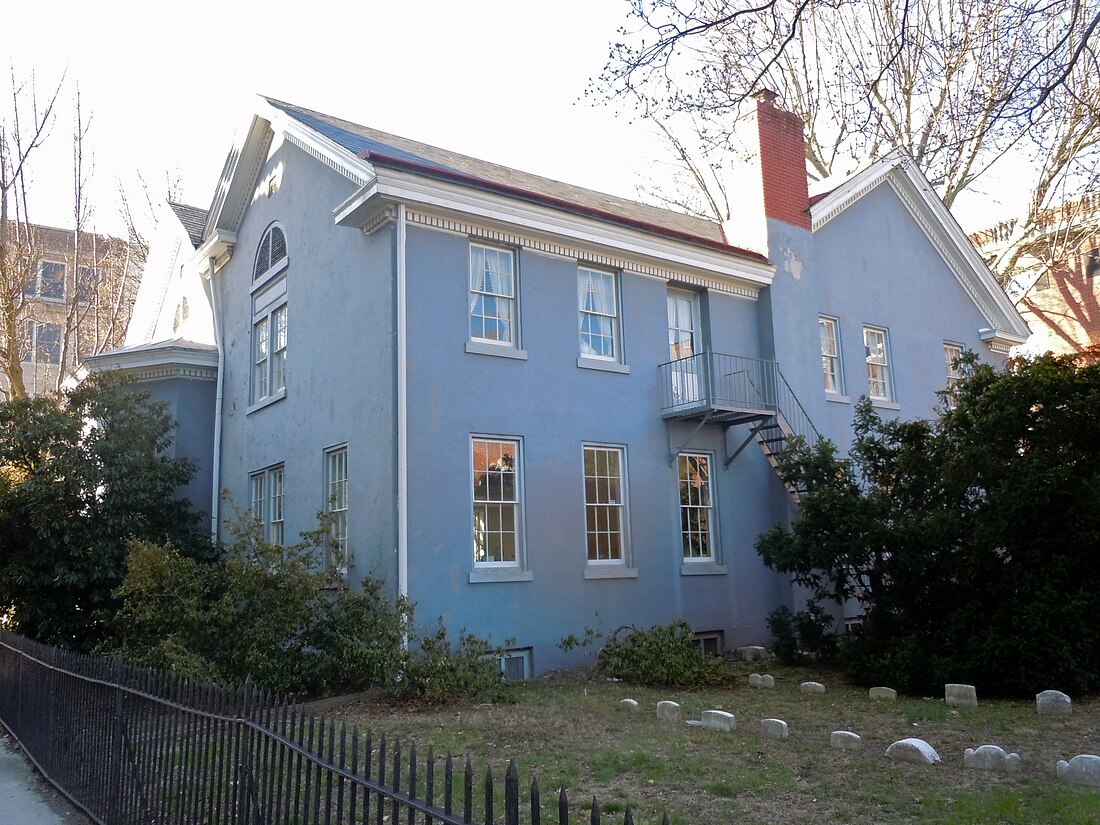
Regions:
[[396, 205, 409, 602], [209, 256, 225, 543]]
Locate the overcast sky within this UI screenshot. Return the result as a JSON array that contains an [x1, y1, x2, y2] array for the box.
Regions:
[[6, 1, 1010, 239]]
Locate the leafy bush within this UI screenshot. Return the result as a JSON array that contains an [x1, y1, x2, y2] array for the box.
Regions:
[[596, 621, 730, 688], [393, 622, 509, 705], [767, 603, 838, 664]]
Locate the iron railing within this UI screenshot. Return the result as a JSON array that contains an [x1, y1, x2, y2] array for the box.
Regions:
[[0, 631, 667, 825], [658, 353, 779, 418]]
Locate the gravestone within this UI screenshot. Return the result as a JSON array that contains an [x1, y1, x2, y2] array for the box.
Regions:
[[830, 731, 862, 750], [739, 645, 768, 662], [886, 738, 941, 765], [1056, 755, 1100, 788], [800, 681, 826, 695], [964, 745, 1020, 772], [619, 699, 639, 713], [748, 673, 763, 688], [1036, 690, 1072, 716], [869, 687, 897, 701], [761, 718, 788, 740], [701, 710, 736, 732], [945, 683, 978, 708], [656, 701, 681, 721], [761, 674, 775, 688]]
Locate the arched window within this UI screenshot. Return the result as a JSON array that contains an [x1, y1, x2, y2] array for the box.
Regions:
[[253, 225, 288, 281]]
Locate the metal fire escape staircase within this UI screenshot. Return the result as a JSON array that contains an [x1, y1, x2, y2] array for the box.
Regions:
[[659, 353, 821, 501]]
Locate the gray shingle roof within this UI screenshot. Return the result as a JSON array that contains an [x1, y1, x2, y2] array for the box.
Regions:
[[265, 98, 762, 261], [168, 202, 208, 248]]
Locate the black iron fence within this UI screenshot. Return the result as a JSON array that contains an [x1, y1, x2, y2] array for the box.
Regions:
[[0, 631, 664, 825]]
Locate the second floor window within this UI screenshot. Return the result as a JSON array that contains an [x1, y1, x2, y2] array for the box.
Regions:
[[864, 326, 893, 401], [819, 316, 842, 394], [943, 343, 963, 408], [578, 267, 620, 361], [469, 244, 516, 346], [27, 261, 66, 301], [252, 305, 287, 404]]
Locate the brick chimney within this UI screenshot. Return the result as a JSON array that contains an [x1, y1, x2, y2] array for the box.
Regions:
[[752, 90, 811, 230]]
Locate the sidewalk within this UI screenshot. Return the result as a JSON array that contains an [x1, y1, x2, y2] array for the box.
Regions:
[[0, 733, 89, 825]]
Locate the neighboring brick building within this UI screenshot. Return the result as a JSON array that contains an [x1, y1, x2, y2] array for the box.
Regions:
[[1, 221, 142, 398], [971, 194, 1100, 355]]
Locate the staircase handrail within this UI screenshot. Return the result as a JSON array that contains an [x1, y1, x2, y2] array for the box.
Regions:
[[774, 368, 821, 446]]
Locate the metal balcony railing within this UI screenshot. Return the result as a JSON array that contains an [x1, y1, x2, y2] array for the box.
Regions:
[[659, 353, 779, 422]]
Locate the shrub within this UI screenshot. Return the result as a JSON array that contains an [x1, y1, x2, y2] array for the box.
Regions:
[[393, 622, 509, 706], [596, 621, 730, 688], [767, 603, 838, 665]]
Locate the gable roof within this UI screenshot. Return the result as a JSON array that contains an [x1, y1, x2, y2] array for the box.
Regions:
[[810, 148, 1031, 348]]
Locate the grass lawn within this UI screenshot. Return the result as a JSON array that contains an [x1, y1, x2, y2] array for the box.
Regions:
[[325, 663, 1100, 825]]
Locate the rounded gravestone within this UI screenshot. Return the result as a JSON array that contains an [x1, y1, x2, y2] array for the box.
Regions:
[[830, 731, 862, 750], [1036, 690, 1072, 716], [964, 745, 1020, 772], [886, 738, 941, 765], [656, 700, 681, 721], [1057, 755, 1100, 788], [761, 718, 788, 739], [800, 681, 826, 695]]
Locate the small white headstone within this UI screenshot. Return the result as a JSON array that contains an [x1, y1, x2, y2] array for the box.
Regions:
[[701, 710, 736, 732], [619, 699, 639, 713], [656, 701, 681, 721], [1057, 755, 1100, 788], [886, 738, 941, 765], [686, 719, 702, 727], [830, 731, 862, 750], [761, 718, 788, 739], [964, 745, 1020, 772], [761, 674, 775, 688], [800, 681, 826, 695], [945, 683, 978, 708], [739, 645, 768, 662], [869, 687, 897, 701], [1036, 690, 1072, 716], [748, 673, 763, 688]]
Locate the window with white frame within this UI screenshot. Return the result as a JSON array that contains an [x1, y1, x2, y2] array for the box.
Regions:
[[249, 464, 285, 546], [253, 226, 288, 282], [252, 301, 287, 404], [677, 453, 715, 562], [863, 326, 893, 401], [26, 260, 66, 301], [578, 267, 621, 361], [943, 343, 963, 408], [324, 447, 348, 573], [472, 437, 521, 566], [583, 445, 627, 564], [469, 244, 517, 346], [819, 316, 842, 394], [20, 321, 62, 365]]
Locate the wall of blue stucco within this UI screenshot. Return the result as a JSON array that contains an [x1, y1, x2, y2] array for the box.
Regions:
[[216, 137, 398, 583]]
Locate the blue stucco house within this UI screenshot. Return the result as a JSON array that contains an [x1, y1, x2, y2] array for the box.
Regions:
[[91, 92, 1029, 676]]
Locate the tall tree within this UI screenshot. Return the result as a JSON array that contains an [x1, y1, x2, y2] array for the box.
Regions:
[[598, 0, 1100, 284]]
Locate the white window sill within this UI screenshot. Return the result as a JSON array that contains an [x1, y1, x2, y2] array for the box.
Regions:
[[466, 341, 528, 361], [577, 357, 630, 375], [584, 565, 638, 580], [871, 399, 901, 411], [681, 562, 727, 576], [469, 568, 533, 583], [825, 392, 851, 404], [247, 388, 286, 415]]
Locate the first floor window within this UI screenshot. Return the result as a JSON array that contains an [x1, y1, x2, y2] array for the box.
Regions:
[[252, 303, 287, 404], [324, 447, 348, 573], [578, 267, 620, 360], [863, 326, 893, 401], [583, 445, 627, 564], [469, 244, 517, 345], [819, 316, 842, 394], [472, 437, 521, 565], [249, 464, 286, 546], [678, 453, 714, 561]]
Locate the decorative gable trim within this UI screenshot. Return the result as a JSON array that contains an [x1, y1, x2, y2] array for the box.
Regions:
[[405, 209, 761, 299]]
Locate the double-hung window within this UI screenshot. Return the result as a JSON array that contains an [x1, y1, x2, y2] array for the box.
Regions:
[[468, 244, 517, 347], [678, 453, 715, 562], [943, 343, 963, 408], [249, 465, 285, 546], [583, 445, 628, 565], [26, 261, 66, 301], [863, 326, 893, 402], [21, 321, 63, 365], [324, 446, 348, 574], [819, 316, 843, 394], [578, 267, 621, 363], [250, 225, 288, 407], [471, 437, 521, 566]]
